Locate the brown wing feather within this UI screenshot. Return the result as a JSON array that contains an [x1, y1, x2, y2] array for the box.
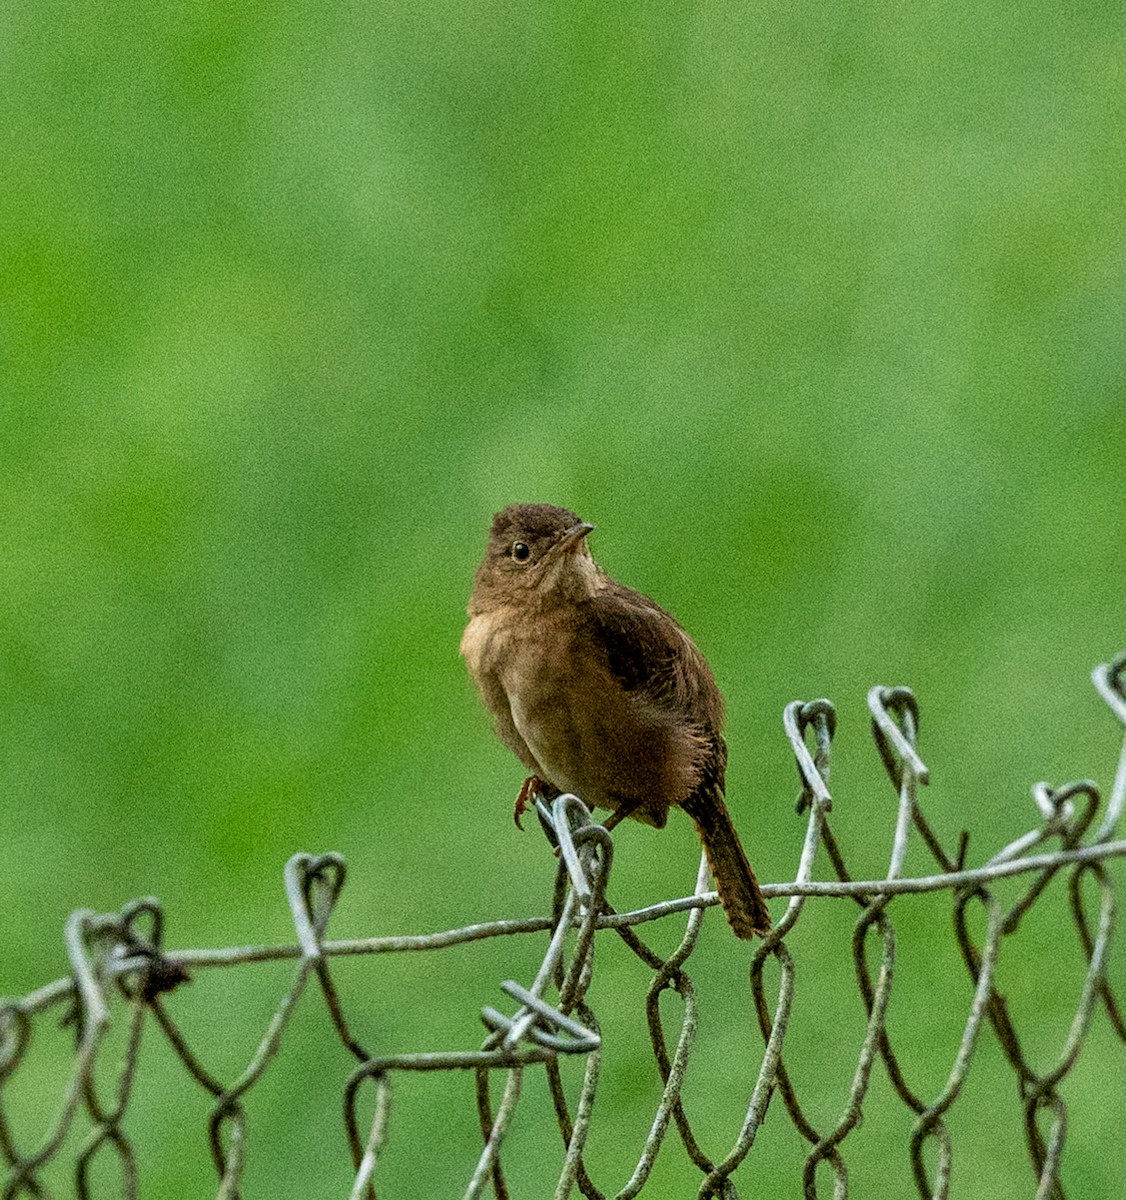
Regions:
[[587, 583, 724, 733]]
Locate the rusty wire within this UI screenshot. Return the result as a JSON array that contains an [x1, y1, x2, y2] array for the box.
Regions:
[[2, 654, 1125, 1199]]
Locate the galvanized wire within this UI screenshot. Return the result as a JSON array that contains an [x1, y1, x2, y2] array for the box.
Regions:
[[2, 654, 1125, 1199]]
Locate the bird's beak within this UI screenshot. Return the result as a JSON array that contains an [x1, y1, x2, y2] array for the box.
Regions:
[[557, 521, 595, 553]]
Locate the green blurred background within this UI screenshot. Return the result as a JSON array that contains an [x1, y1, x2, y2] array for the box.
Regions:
[[2, 0, 1124, 1195]]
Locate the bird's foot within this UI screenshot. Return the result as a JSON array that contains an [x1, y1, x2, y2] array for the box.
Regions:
[[514, 775, 552, 829]]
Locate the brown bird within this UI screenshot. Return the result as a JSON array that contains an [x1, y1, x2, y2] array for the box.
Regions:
[[460, 503, 771, 939]]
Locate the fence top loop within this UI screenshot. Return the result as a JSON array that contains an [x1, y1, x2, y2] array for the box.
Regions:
[[868, 685, 931, 787], [284, 853, 347, 961], [1093, 652, 1126, 725], [119, 897, 165, 955], [113, 897, 192, 1003], [63, 910, 114, 1036], [784, 699, 835, 812]]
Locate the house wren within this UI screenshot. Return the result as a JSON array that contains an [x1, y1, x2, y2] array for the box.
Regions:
[[460, 503, 771, 939]]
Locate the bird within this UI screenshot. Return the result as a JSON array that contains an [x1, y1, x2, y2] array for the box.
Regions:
[[460, 502, 771, 939]]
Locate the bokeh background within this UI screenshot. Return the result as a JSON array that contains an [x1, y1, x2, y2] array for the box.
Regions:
[[2, 1, 1124, 1196]]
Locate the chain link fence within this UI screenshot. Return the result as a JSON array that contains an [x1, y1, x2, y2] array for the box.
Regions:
[[3, 655, 1125, 1199]]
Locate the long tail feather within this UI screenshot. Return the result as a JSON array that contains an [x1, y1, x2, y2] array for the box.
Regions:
[[681, 790, 772, 939]]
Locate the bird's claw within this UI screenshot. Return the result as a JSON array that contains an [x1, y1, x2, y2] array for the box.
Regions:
[[513, 776, 545, 830]]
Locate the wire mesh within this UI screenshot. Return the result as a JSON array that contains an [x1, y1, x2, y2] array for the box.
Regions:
[[2, 654, 1125, 1199]]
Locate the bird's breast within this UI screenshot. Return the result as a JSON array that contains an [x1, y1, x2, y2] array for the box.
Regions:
[[459, 608, 502, 681]]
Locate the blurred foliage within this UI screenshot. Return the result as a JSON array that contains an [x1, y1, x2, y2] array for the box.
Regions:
[[1, 0, 1123, 1195]]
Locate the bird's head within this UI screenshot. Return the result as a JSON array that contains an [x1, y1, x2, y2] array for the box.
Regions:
[[470, 503, 599, 608]]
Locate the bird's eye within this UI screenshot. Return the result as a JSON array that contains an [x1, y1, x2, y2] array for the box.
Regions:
[[512, 541, 531, 562]]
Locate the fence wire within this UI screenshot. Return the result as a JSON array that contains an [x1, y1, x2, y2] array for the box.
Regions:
[[3, 654, 1125, 1200]]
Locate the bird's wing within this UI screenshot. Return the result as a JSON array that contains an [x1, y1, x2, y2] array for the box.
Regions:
[[587, 584, 722, 723], [586, 583, 727, 806]]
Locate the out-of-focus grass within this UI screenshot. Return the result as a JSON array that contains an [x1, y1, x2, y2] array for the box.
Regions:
[[1, 1, 1123, 1195]]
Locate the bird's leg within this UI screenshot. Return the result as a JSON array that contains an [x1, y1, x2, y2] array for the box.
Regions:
[[601, 796, 643, 832], [514, 775, 559, 829]]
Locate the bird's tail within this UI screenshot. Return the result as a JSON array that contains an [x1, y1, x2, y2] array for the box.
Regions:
[[681, 790, 772, 939]]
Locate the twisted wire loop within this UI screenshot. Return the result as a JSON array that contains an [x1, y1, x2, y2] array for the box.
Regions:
[[2, 657, 1125, 1198]]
